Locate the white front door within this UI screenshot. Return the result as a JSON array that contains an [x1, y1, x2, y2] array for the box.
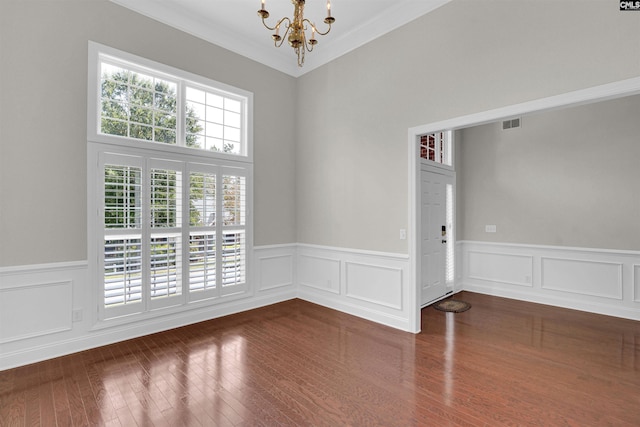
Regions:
[[420, 169, 453, 306]]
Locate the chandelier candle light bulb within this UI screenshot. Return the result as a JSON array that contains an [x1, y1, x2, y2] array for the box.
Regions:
[[257, 0, 336, 67]]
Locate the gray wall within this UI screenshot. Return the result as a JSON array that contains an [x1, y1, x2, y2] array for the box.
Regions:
[[2, 0, 640, 268], [295, 0, 640, 254], [0, 0, 297, 267], [458, 94, 640, 250]]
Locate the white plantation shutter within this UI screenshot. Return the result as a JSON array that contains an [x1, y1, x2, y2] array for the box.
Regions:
[[186, 165, 248, 301], [104, 236, 142, 308], [221, 230, 246, 288], [188, 168, 217, 299], [101, 153, 145, 319], [221, 172, 246, 292], [97, 152, 250, 319], [148, 159, 183, 310], [189, 232, 216, 293]]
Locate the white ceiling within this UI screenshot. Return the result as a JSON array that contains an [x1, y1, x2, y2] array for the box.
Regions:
[[111, 0, 450, 77]]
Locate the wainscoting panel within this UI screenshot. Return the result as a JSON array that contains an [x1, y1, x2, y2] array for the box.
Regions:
[[467, 251, 533, 287], [541, 257, 623, 300], [297, 253, 341, 294], [0, 261, 87, 369], [344, 262, 403, 310], [254, 245, 295, 292], [0, 281, 73, 344], [461, 241, 640, 321], [296, 244, 410, 331]]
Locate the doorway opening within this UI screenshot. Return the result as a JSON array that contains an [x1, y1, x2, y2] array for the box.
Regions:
[[407, 76, 640, 333]]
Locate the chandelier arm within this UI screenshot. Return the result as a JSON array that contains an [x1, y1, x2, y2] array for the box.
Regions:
[[303, 18, 332, 36], [261, 16, 290, 32], [275, 24, 292, 48]]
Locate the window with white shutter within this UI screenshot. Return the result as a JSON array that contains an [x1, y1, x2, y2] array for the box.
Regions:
[[89, 43, 252, 322]]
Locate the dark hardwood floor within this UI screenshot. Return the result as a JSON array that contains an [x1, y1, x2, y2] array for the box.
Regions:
[[1, 291, 639, 426]]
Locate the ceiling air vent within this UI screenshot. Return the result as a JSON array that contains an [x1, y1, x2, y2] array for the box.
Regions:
[[502, 118, 521, 130]]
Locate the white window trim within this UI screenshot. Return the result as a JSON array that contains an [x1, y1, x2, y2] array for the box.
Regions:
[[87, 42, 254, 329]]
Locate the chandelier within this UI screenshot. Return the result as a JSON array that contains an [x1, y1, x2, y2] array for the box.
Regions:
[[257, 0, 335, 67]]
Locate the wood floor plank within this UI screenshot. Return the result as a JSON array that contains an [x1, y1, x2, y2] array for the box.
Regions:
[[0, 389, 25, 427], [1, 292, 640, 426]]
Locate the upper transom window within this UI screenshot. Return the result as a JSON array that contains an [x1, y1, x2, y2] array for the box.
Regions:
[[419, 130, 452, 166], [93, 45, 251, 158]]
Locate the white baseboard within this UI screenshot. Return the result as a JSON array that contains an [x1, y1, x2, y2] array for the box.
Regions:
[[459, 241, 640, 321]]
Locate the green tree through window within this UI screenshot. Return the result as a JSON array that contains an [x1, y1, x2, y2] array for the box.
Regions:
[[101, 67, 204, 147]]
